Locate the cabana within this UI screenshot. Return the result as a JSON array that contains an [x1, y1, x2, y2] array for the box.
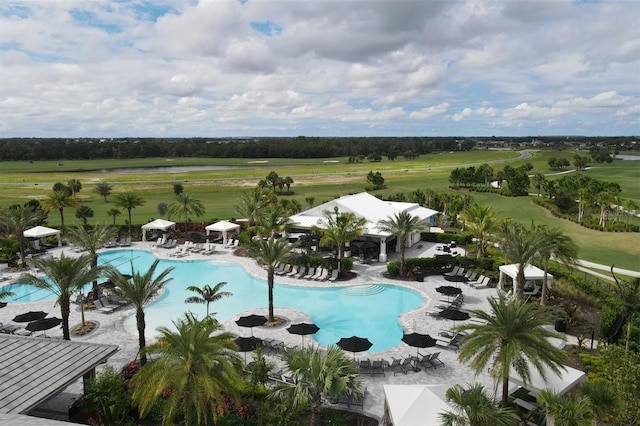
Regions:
[[498, 263, 552, 292], [141, 219, 176, 241], [382, 385, 451, 426], [509, 362, 586, 397], [205, 220, 241, 245], [23, 226, 61, 248]]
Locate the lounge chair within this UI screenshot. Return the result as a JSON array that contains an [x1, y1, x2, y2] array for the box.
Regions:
[[303, 267, 316, 279], [427, 351, 445, 369], [444, 266, 460, 277], [224, 239, 236, 248], [314, 268, 328, 281], [359, 359, 372, 374], [467, 274, 486, 286], [436, 333, 463, 351], [94, 297, 118, 314], [275, 264, 290, 275], [465, 271, 477, 282], [328, 269, 339, 281], [401, 357, 415, 372], [162, 239, 176, 249], [416, 351, 435, 369], [389, 358, 407, 375], [371, 359, 385, 375], [201, 243, 216, 255], [470, 276, 490, 289], [286, 265, 301, 277]]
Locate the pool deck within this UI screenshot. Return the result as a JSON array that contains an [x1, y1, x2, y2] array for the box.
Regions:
[[1, 241, 503, 422]]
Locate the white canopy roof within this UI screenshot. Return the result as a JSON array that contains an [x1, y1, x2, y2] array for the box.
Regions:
[[205, 220, 241, 232], [23, 226, 60, 238], [141, 219, 176, 230], [509, 363, 586, 397], [383, 385, 451, 426], [499, 264, 550, 280]]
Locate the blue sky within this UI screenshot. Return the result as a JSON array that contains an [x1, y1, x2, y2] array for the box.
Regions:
[[0, 0, 638, 137]]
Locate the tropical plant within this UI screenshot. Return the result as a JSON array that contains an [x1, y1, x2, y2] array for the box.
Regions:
[[270, 345, 362, 426], [312, 207, 366, 273], [0, 204, 46, 268], [440, 383, 516, 426], [131, 312, 243, 426], [41, 189, 80, 230], [94, 182, 113, 202], [578, 380, 619, 426], [460, 204, 500, 258], [611, 268, 640, 355], [498, 220, 545, 298], [112, 191, 145, 239], [531, 172, 546, 197], [235, 188, 274, 246], [106, 208, 121, 225], [255, 204, 292, 238], [536, 388, 593, 426], [0, 289, 15, 301], [249, 237, 295, 322], [167, 193, 205, 234], [456, 294, 567, 407], [106, 259, 174, 365], [536, 225, 578, 305], [377, 211, 429, 276], [75, 205, 94, 225], [305, 196, 315, 209], [184, 282, 232, 317], [68, 178, 82, 199], [83, 365, 133, 426], [173, 182, 184, 196], [19, 254, 107, 339]]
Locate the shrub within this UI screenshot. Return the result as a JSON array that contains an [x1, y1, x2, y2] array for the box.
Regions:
[[421, 232, 473, 245], [340, 257, 353, 271]]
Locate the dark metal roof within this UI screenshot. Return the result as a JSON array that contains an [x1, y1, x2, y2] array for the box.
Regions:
[[0, 335, 119, 414]]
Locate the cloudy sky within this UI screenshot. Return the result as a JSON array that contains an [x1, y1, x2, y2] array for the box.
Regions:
[[1, 0, 639, 138]]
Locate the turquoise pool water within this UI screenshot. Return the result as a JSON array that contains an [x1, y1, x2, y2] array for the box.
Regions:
[[4, 249, 424, 352]]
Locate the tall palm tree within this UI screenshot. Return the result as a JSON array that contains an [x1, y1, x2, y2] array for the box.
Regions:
[[75, 205, 94, 225], [537, 388, 593, 426], [66, 225, 118, 299], [184, 282, 232, 317], [440, 384, 516, 426], [106, 208, 121, 225], [313, 207, 366, 273], [249, 237, 295, 323], [19, 254, 107, 340], [106, 259, 174, 365], [0, 204, 45, 268], [498, 220, 544, 298], [611, 268, 640, 355], [41, 190, 79, 231], [93, 182, 113, 202], [460, 204, 500, 258], [456, 294, 567, 407], [377, 211, 429, 276], [167, 193, 206, 235], [235, 188, 274, 246], [68, 178, 82, 199], [256, 204, 293, 238], [131, 312, 243, 426], [270, 345, 362, 426], [112, 191, 144, 239], [537, 225, 578, 305]]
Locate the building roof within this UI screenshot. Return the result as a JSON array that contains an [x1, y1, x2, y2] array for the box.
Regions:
[[0, 335, 119, 414], [289, 192, 438, 238]]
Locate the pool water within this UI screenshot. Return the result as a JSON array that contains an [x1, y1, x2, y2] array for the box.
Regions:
[[5, 249, 424, 352]]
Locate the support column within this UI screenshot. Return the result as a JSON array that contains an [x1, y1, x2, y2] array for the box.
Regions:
[[378, 239, 387, 262]]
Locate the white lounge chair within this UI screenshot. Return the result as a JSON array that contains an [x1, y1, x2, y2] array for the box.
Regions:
[[303, 267, 316, 279], [328, 269, 339, 281], [314, 268, 329, 281]]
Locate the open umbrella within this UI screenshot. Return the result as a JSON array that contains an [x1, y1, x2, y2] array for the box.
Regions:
[[401, 332, 437, 371], [234, 336, 263, 363], [435, 286, 462, 296], [287, 322, 320, 347], [235, 314, 267, 336], [337, 336, 373, 358], [25, 317, 62, 336], [0, 302, 7, 309], [439, 308, 470, 321], [13, 311, 47, 323]]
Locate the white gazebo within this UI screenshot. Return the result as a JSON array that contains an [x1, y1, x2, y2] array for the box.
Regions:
[[498, 263, 552, 291], [141, 219, 176, 241], [205, 220, 241, 245], [382, 385, 451, 426], [23, 226, 62, 248], [509, 362, 586, 397]]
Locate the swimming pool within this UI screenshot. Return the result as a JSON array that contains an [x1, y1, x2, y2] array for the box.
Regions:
[[5, 249, 424, 352]]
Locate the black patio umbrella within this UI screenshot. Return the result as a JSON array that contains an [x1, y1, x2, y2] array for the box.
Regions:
[[337, 336, 373, 358], [435, 286, 463, 296], [438, 308, 471, 322], [287, 322, 320, 347], [0, 302, 7, 309], [401, 332, 437, 371], [25, 317, 62, 336], [13, 311, 47, 323], [235, 314, 267, 336], [444, 274, 468, 283], [234, 336, 263, 362]]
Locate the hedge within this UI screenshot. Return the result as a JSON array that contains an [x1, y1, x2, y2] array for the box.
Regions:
[[421, 232, 473, 245]]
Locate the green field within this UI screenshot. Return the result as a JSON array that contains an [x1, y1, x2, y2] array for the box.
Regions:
[[1, 149, 638, 271]]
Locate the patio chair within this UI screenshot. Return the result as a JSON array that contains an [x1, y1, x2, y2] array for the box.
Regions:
[[201, 243, 216, 255], [436, 333, 463, 351], [328, 269, 339, 281], [467, 274, 486, 286], [371, 359, 385, 375], [314, 268, 329, 281], [286, 265, 301, 277], [224, 239, 235, 248], [310, 268, 324, 280], [470, 276, 490, 289], [273, 263, 287, 275], [94, 298, 118, 314], [99, 296, 120, 311], [296, 266, 308, 278], [303, 267, 316, 279], [359, 359, 372, 374], [427, 351, 445, 369], [389, 358, 407, 375], [465, 272, 478, 282], [444, 266, 460, 277], [416, 352, 435, 369], [401, 357, 415, 372]]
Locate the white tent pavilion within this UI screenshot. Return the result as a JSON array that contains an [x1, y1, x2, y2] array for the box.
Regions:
[[23, 226, 62, 248], [382, 385, 451, 426], [141, 219, 176, 241], [509, 362, 586, 397], [205, 220, 241, 245], [498, 263, 553, 291]]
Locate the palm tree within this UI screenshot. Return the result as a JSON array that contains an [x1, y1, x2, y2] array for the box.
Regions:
[[106, 208, 121, 225], [611, 268, 640, 355], [537, 388, 593, 426], [578, 380, 619, 426], [235, 188, 273, 246], [440, 384, 516, 426], [498, 220, 545, 298], [531, 172, 546, 197], [313, 207, 366, 273], [537, 225, 578, 305], [256, 204, 293, 238], [41, 189, 79, 230], [184, 282, 232, 317], [75, 205, 94, 225], [106, 259, 174, 365], [377, 211, 429, 276], [66, 225, 118, 300], [456, 294, 567, 407], [19, 254, 107, 340], [249, 237, 294, 323], [0, 204, 45, 268], [93, 182, 113, 202], [0, 289, 15, 301], [166, 193, 205, 235], [270, 345, 362, 426], [68, 178, 82, 199], [131, 312, 243, 426], [112, 191, 145, 239], [460, 204, 500, 258]]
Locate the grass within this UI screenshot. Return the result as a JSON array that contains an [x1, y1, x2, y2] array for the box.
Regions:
[[1, 150, 638, 270]]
